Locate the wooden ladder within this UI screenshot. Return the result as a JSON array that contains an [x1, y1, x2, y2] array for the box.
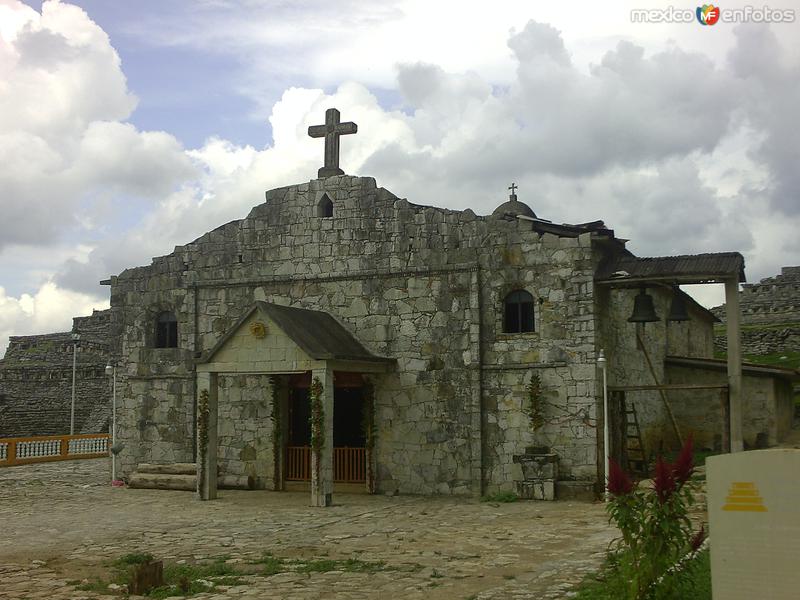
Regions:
[[624, 400, 649, 477]]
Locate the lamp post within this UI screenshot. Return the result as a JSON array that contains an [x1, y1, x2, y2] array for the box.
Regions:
[[105, 364, 117, 483], [70, 332, 81, 435], [597, 349, 609, 501]]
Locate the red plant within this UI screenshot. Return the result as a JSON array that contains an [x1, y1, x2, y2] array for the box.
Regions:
[[673, 434, 695, 486], [653, 457, 676, 503], [690, 524, 706, 551], [608, 458, 634, 497]]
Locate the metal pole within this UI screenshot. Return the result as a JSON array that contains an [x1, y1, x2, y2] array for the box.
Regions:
[[112, 366, 117, 482], [597, 349, 609, 501], [602, 360, 609, 502], [70, 340, 77, 435]]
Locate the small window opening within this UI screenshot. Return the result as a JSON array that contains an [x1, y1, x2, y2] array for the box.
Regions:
[[504, 290, 535, 333], [155, 311, 178, 348], [317, 194, 334, 218], [238, 254, 243, 263]]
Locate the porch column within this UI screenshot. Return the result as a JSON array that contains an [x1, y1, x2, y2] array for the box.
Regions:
[[310, 365, 334, 507], [725, 277, 743, 452], [196, 371, 219, 500]]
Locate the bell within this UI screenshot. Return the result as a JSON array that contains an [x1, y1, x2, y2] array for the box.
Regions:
[[667, 287, 690, 322], [628, 288, 660, 323]]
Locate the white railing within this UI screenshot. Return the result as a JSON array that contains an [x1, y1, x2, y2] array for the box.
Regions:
[[0, 434, 110, 467]]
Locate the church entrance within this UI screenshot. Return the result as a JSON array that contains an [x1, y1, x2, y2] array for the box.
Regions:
[[285, 372, 367, 483]]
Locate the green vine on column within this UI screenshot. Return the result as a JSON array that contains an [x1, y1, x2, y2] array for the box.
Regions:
[[198, 389, 210, 493], [527, 373, 544, 430], [269, 375, 282, 490], [361, 380, 376, 493], [309, 376, 325, 482]]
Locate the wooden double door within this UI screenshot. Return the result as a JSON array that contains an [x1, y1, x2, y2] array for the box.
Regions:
[[285, 385, 366, 483]]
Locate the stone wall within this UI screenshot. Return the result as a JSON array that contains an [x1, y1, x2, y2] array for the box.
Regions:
[[715, 327, 800, 356], [712, 266, 800, 355], [665, 361, 794, 448], [217, 374, 273, 486], [110, 175, 616, 495], [481, 231, 600, 488], [712, 266, 800, 325], [0, 310, 111, 438]]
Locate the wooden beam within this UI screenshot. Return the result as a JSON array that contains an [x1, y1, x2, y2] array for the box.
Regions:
[[608, 384, 729, 392], [636, 331, 683, 446], [596, 274, 733, 287]]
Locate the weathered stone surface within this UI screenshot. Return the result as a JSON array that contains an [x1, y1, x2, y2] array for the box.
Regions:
[[107, 175, 620, 495], [0, 310, 112, 437], [0, 460, 617, 600]]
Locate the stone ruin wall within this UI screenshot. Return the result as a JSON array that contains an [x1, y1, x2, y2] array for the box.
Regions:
[[110, 175, 604, 494], [0, 310, 111, 438], [713, 266, 800, 355]]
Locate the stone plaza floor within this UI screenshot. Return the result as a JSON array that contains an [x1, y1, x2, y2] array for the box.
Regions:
[[0, 459, 616, 599]]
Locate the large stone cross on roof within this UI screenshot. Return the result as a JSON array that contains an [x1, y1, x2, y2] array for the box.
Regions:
[[308, 108, 358, 178]]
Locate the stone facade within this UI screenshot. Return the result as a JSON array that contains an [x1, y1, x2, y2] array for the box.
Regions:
[[106, 174, 725, 498], [0, 310, 111, 437]]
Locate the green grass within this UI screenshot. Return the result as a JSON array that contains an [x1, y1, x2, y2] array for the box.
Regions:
[[71, 554, 245, 597], [295, 558, 388, 574], [480, 490, 519, 503], [571, 549, 711, 600], [714, 321, 800, 334], [250, 553, 285, 576], [70, 552, 399, 597], [661, 448, 719, 467], [113, 552, 154, 567], [714, 350, 800, 369]]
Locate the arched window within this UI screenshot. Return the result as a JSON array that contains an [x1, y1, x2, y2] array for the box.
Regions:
[[504, 290, 535, 333], [317, 193, 334, 218], [155, 312, 178, 348]]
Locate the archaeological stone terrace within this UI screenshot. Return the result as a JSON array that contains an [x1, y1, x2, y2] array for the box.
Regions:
[[0, 310, 111, 438]]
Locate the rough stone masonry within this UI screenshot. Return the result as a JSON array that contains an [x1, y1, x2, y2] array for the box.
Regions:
[[106, 159, 734, 499]]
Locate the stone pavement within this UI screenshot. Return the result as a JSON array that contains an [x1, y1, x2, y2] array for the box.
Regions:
[[0, 459, 616, 600]]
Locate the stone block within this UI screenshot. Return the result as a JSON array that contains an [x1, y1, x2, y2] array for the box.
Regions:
[[515, 480, 555, 501]]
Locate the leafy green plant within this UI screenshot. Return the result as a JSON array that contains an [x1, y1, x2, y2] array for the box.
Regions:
[[197, 389, 210, 493], [480, 490, 519, 503], [526, 373, 544, 430], [296, 558, 387, 574], [269, 376, 282, 489]]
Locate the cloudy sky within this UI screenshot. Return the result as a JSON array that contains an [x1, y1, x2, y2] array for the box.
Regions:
[[1, 0, 798, 355]]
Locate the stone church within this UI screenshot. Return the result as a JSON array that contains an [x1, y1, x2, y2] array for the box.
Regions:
[[103, 109, 794, 505]]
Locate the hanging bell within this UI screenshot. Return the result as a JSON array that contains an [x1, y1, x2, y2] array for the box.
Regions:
[[628, 288, 660, 323], [667, 287, 690, 322]]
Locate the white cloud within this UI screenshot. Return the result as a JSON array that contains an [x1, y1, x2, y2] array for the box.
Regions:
[[0, 282, 107, 357], [2, 0, 800, 354], [0, 0, 195, 250]]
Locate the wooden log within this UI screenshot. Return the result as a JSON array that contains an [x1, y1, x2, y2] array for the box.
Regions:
[[220, 475, 256, 490], [136, 462, 197, 475], [129, 473, 195, 490], [129, 561, 164, 595], [128, 472, 255, 491]]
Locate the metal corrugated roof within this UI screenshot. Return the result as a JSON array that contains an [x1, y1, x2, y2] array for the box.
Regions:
[[596, 252, 746, 284], [666, 356, 799, 380]]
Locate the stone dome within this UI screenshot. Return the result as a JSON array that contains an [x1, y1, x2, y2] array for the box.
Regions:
[[491, 195, 537, 219]]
